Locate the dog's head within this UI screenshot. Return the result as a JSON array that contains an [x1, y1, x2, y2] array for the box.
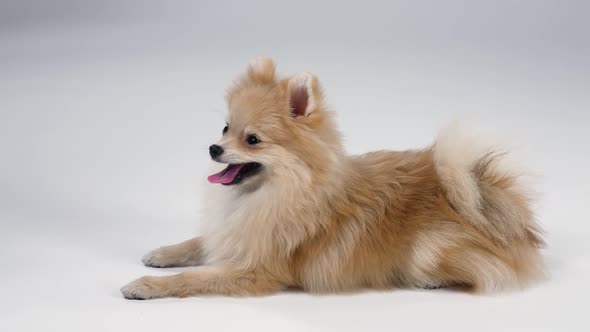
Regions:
[[207, 57, 343, 191]]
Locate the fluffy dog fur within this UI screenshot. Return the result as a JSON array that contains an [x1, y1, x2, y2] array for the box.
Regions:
[[121, 57, 544, 299]]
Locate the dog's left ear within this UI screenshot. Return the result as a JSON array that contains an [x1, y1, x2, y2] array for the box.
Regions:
[[247, 56, 276, 83], [287, 72, 322, 117]]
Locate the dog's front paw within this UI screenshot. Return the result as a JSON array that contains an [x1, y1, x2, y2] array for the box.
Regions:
[[142, 248, 169, 268], [121, 276, 166, 300]]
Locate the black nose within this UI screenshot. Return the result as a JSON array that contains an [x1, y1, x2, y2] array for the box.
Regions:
[[209, 144, 224, 159]]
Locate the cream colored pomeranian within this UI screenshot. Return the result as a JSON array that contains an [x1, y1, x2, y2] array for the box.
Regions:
[[121, 57, 544, 299]]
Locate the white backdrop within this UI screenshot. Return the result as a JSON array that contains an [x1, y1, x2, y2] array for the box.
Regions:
[[1, 1, 589, 331]]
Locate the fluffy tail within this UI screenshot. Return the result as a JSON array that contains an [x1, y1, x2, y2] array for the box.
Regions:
[[433, 125, 543, 247]]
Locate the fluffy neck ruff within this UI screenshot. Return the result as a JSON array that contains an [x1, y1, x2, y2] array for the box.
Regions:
[[201, 148, 350, 270]]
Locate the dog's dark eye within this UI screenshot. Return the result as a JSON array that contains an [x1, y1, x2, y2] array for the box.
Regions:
[[222, 124, 229, 135], [246, 135, 260, 145]]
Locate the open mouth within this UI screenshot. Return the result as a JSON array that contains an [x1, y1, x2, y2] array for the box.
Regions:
[[207, 162, 263, 185]]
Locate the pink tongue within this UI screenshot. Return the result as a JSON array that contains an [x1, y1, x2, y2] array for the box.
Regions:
[[208, 164, 245, 184]]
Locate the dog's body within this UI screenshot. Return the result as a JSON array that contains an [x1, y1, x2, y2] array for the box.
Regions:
[[121, 58, 543, 299]]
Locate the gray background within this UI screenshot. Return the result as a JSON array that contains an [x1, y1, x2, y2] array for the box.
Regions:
[[1, 1, 589, 331]]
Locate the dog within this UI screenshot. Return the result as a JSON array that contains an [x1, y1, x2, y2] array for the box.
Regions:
[[121, 57, 544, 299]]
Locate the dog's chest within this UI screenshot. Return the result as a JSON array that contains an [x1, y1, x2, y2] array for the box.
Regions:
[[200, 187, 307, 268]]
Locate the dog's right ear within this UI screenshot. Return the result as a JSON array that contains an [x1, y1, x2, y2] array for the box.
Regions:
[[247, 56, 276, 83]]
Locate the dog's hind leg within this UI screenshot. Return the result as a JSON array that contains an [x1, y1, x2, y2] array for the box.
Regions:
[[142, 237, 205, 268]]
